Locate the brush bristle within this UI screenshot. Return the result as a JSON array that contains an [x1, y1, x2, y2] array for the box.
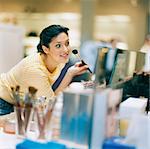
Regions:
[[29, 86, 37, 94], [15, 85, 20, 92], [11, 87, 14, 91], [72, 49, 78, 54]]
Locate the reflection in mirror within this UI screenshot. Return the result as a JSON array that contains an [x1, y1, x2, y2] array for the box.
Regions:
[[95, 47, 149, 102], [95, 47, 146, 87]]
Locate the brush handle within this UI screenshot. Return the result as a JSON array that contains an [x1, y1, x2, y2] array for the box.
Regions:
[[72, 50, 93, 74], [81, 60, 92, 74]]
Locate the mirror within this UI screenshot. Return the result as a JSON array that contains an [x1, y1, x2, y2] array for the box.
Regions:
[[95, 47, 150, 101], [95, 47, 146, 87]]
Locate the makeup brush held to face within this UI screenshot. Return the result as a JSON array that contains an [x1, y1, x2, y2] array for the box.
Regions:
[[72, 49, 92, 74]]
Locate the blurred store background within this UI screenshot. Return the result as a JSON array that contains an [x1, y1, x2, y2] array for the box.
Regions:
[[0, 1, 149, 148], [0, 0, 149, 73]]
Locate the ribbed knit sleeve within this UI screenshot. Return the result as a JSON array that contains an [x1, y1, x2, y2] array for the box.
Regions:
[[0, 53, 64, 104]]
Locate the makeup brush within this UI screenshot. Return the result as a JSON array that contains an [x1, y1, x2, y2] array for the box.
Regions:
[[24, 86, 37, 131], [72, 49, 92, 73], [11, 86, 20, 106]]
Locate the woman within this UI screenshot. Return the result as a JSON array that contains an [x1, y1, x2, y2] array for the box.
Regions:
[[0, 24, 88, 115]]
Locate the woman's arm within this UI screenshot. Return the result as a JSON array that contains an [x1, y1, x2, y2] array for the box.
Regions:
[[54, 62, 88, 95]]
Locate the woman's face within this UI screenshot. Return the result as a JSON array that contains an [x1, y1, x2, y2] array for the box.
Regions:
[[47, 32, 71, 64]]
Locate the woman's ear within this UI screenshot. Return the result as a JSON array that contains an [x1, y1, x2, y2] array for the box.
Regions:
[[42, 45, 50, 54]]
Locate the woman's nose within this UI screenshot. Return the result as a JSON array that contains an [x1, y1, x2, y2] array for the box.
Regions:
[[63, 45, 69, 52]]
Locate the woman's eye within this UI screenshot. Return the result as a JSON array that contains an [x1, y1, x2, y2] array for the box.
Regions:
[[66, 41, 69, 46], [55, 44, 61, 48]]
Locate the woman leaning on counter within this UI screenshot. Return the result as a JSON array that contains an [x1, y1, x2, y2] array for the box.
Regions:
[[0, 24, 88, 115]]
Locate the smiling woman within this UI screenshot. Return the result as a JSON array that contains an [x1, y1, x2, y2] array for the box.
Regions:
[[37, 25, 71, 72], [0, 24, 88, 115]]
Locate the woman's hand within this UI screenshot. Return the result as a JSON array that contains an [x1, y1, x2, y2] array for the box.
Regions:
[[54, 62, 88, 95], [67, 62, 89, 78]]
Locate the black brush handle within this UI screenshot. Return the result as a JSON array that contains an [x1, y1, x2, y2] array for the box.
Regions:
[[146, 98, 149, 114], [81, 60, 92, 74]]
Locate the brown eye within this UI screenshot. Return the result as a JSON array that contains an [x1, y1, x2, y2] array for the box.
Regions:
[[55, 44, 61, 48], [65, 41, 69, 47]]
